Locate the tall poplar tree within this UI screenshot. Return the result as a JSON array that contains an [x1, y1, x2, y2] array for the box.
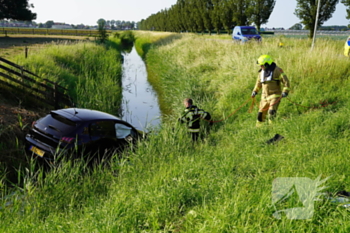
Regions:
[[219, 0, 234, 34], [179, 0, 197, 32], [169, 4, 183, 32], [231, 0, 251, 26], [212, 0, 225, 34], [200, 0, 214, 34], [193, 0, 206, 33], [295, 0, 339, 39], [248, 0, 276, 31]]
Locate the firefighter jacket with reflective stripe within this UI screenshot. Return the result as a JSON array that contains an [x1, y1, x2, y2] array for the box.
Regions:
[[253, 65, 290, 99], [179, 105, 211, 133]]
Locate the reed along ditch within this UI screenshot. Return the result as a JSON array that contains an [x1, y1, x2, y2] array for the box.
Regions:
[[120, 46, 161, 132]]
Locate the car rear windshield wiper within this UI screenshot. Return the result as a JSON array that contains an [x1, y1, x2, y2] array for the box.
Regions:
[[48, 125, 61, 132]]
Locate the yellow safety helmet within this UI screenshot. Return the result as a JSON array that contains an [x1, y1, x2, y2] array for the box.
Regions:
[[257, 55, 273, 66]]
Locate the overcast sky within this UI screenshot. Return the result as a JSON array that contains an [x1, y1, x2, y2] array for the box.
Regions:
[[28, 0, 349, 28]]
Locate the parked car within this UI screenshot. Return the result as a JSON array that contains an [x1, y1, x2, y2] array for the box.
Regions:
[[344, 36, 350, 57], [25, 108, 145, 162], [232, 26, 262, 43]]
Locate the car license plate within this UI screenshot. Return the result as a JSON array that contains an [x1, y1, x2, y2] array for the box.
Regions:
[[29, 146, 45, 157]]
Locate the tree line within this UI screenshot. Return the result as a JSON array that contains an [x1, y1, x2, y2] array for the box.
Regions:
[[96, 19, 135, 30], [138, 0, 350, 38], [1, 0, 350, 39], [139, 0, 275, 34]]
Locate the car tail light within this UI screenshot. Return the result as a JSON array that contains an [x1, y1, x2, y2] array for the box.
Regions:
[[60, 137, 75, 144]]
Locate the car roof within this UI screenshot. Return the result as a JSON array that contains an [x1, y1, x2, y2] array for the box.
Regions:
[[51, 108, 122, 122]]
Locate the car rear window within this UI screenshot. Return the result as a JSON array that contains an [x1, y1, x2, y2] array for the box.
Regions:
[[50, 112, 76, 126], [36, 112, 78, 134]]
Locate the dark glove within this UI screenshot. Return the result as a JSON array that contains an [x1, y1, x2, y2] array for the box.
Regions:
[[251, 91, 257, 98], [282, 92, 288, 98], [209, 121, 213, 126]]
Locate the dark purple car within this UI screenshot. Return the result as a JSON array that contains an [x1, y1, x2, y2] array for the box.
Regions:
[[25, 108, 144, 162]]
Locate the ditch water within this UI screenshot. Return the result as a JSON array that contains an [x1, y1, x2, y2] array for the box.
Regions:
[[120, 46, 161, 132]]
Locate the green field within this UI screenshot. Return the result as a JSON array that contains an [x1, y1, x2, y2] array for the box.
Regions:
[[0, 31, 350, 232]]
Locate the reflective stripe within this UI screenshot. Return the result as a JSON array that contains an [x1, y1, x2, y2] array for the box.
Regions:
[[188, 128, 200, 132], [266, 94, 281, 100], [181, 108, 203, 128]]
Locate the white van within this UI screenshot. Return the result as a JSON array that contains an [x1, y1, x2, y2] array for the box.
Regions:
[[232, 26, 262, 43]]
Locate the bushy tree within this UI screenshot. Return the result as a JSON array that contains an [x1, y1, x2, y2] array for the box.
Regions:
[[97, 18, 108, 43], [0, 0, 36, 21], [342, 0, 350, 19], [295, 0, 339, 39], [45, 20, 54, 28], [289, 23, 303, 30], [248, 0, 276, 31]]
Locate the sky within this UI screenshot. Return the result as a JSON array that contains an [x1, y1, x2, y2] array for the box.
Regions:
[[28, 0, 349, 28]]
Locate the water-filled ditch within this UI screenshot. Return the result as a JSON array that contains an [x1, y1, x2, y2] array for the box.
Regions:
[[120, 46, 161, 132]]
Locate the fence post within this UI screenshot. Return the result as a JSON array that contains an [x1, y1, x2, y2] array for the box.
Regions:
[[25, 47, 28, 58], [54, 82, 59, 109]]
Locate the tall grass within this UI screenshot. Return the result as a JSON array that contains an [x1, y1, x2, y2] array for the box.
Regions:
[[13, 40, 123, 115], [1, 32, 350, 232]]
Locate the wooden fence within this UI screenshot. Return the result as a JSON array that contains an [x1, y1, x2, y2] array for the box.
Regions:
[[0, 57, 74, 109]]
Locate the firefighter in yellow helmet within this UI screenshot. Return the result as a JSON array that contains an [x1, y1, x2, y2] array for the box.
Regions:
[[251, 55, 290, 126]]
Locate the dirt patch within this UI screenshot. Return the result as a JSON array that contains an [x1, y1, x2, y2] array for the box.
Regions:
[[0, 88, 48, 184]]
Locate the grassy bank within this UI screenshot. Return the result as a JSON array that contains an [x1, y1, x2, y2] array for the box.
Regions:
[[1, 32, 350, 232], [131, 32, 350, 231], [11, 40, 124, 115]]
